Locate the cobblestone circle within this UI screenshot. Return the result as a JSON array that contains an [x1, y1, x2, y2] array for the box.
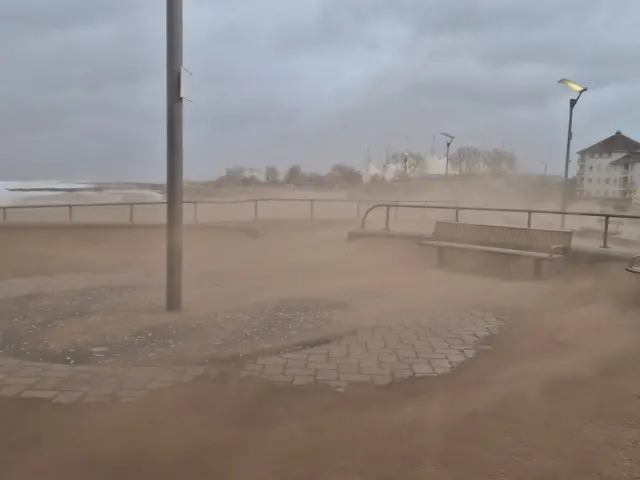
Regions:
[[0, 311, 503, 403], [243, 311, 503, 390]]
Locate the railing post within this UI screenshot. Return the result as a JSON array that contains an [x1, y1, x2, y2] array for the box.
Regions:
[[68, 205, 73, 222], [309, 199, 314, 220], [193, 202, 198, 223], [527, 211, 532, 228], [394, 200, 399, 220], [601, 216, 610, 248], [454, 208, 460, 222], [1, 207, 6, 222], [129, 204, 134, 223], [254, 200, 259, 220], [384, 206, 391, 230]]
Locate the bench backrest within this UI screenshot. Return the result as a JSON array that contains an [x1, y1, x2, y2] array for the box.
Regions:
[[432, 221, 572, 252]]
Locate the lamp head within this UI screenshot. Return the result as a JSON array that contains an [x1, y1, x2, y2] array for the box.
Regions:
[[558, 78, 587, 93]]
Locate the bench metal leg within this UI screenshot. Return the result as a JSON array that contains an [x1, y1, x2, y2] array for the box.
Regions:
[[437, 247, 445, 267], [533, 258, 542, 279]]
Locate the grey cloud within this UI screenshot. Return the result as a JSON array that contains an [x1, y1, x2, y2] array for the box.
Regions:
[[0, 0, 639, 181]]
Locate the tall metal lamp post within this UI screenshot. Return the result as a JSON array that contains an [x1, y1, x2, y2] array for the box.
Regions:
[[440, 132, 455, 176], [558, 78, 587, 229], [166, 0, 184, 311]]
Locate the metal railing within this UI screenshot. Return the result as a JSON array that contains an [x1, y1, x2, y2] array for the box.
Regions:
[[0, 197, 445, 225], [360, 203, 640, 249]]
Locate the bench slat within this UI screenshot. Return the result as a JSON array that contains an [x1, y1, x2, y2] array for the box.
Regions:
[[432, 221, 572, 252], [419, 240, 561, 259]]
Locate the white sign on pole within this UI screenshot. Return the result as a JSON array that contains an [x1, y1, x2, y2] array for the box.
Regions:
[[180, 67, 192, 101]]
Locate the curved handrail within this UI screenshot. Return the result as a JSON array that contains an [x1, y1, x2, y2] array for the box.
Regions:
[[360, 203, 640, 248]]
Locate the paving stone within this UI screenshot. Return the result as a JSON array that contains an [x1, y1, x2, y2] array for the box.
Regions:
[[316, 370, 338, 381], [53, 391, 84, 404], [20, 390, 59, 399], [2, 376, 38, 386], [339, 373, 371, 382], [257, 356, 286, 365], [338, 363, 359, 374], [293, 376, 315, 386], [308, 362, 337, 370], [0, 385, 28, 397], [412, 364, 435, 375], [430, 359, 452, 369], [33, 378, 61, 390], [397, 349, 417, 359], [285, 359, 307, 369], [264, 364, 284, 375], [328, 346, 348, 358], [447, 354, 466, 363], [308, 354, 327, 363], [282, 352, 309, 360], [284, 367, 315, 376], [392, 370, 413, 380], [361, 366, 390, 375]]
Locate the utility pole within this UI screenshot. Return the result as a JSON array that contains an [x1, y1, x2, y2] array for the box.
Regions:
[[166, 0, 184, 311]]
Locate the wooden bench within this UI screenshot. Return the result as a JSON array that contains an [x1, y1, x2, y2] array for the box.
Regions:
[[419, 221, 572, 278], [626, 255, 640, 275]]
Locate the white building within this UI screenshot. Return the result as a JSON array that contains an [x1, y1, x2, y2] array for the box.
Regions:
[[576, 130, 640, 201]]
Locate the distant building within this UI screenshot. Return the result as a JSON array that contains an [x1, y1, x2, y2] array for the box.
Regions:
[[576, 130, 640, 200]]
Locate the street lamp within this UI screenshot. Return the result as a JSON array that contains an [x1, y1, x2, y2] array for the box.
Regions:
[[166, 0, 184, 311], [558, 78, 587, 229], [440, 132, 455, 176]]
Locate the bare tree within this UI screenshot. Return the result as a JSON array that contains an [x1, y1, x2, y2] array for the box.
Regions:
[[283, 165, 304, 185]]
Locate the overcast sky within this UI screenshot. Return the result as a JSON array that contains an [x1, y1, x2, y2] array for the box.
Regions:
[[1, 0, 639, 181]]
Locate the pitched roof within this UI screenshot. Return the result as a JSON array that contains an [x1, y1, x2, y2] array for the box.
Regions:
[[610, 152, 640, 165], [577, 130, 640, 155]]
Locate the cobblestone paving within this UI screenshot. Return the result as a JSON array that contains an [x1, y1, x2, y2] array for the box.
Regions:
[[0, 311, 503, 403], [0, 357, 211, 403], [243, 311, 503, 390]]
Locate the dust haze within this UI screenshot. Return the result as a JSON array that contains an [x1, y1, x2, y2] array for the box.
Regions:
[[0, 179, 639, 478], [2, 0, 640, 478]]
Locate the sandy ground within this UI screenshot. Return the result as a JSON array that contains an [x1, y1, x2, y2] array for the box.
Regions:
[[0, 221, 639, 478]]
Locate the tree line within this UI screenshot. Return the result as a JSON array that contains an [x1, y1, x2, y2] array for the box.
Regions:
[[216, 164, 363, 187]]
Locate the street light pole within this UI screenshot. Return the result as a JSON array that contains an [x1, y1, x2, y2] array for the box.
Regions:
[[558, 78, 587, 230], [440, 132, 455, 177], [166, 0, 184, 311]]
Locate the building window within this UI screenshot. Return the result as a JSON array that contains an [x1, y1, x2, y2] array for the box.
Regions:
[[588, 166, 594, 172], [597, 165, 602, 172], [605, 178, 610, 184], [588, 178, 592, 183]]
